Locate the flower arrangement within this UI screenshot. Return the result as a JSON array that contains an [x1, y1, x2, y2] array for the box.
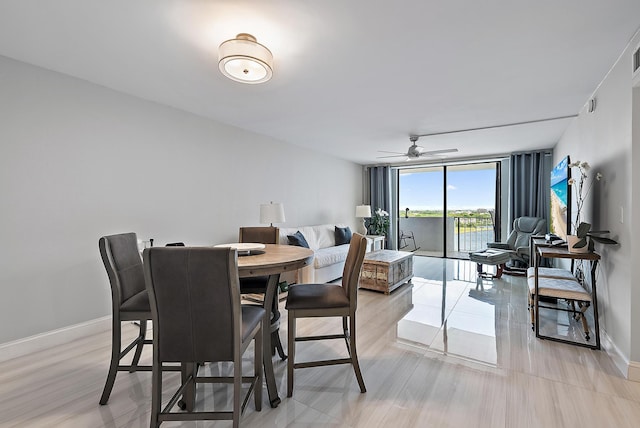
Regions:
[[369, 208, 390, 236], [567, 160, 617, 251], [567, 160, 601, 229]]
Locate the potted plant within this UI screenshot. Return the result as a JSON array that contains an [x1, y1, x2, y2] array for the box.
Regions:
[[369, 208, 390, 236]]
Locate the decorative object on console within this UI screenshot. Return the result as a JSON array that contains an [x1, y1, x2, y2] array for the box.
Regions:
[[218, 33, 273, 84], [566, 161, 618, 252], [568, 222, 618, 253], [355, 205, 372, 235], [260, 201, 286, 227], [335, 226, 352, 246], [567, 160, 599, 229]]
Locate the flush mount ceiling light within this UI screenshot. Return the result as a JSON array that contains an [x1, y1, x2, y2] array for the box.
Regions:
[[218, 33, 273, 84]]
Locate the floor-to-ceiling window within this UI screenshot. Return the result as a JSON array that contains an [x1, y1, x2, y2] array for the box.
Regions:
[[398, 166, 445, 256], [398, 162, 500, 259]]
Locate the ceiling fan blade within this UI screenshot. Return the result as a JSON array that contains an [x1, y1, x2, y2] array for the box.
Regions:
[[376, 154, 410, 159], [420, 148, 459, 156], [377, 150, 406, 154]]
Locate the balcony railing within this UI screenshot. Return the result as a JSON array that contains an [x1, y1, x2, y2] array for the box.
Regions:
[[452, 216, 495, 252], [398, 215, 495, 256]]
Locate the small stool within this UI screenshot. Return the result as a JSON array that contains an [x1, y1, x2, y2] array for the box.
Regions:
[[469, 249, 514, 279]]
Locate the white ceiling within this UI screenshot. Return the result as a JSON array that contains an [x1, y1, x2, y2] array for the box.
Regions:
[[1, 1, 639, 165]]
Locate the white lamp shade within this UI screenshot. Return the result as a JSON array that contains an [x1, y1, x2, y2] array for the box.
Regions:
[[355, 205, 372, 218], [260, 202, 286, 224], [218, 33, 273, 84]]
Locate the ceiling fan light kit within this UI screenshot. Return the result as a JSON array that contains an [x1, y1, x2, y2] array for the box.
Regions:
[[218, 33, 273, 84]]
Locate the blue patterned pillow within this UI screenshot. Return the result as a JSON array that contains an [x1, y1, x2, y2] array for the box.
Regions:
[[287, 231, 310, 248]]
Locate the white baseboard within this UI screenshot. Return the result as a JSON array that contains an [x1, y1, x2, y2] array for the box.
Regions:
[[600, 328, 640, 382], [0, 316, 111, 364], [628, 361, 640, 382]]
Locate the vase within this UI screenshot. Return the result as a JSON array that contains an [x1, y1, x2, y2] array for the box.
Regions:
[[567, 235, 589, 253]]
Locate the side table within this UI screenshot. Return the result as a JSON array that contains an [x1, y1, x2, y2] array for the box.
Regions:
[[365, 235, 385, 252]]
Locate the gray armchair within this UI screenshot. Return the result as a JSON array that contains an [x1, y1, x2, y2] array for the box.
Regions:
[[487, 216, 546, 268]]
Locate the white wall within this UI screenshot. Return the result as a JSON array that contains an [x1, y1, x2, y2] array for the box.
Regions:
[[0, 55, 362, 345], [553, 28, 640, 371]]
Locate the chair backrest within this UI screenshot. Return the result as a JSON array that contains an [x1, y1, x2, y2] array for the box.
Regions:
[[143, 247, 240, 363], [507, 216, 546, 249], [341, 233, 368, 310], [99, 232, 145, 306], [239, 226, 279, 244]]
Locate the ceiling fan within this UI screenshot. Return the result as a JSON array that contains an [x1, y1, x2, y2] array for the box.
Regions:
[[377, 135, 458, 160]]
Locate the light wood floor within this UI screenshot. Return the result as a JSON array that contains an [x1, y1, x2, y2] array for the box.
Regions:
[[2, 257, 640, 427]]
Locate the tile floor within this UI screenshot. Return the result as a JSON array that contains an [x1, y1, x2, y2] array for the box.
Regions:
[[1, 256, 639, 427]]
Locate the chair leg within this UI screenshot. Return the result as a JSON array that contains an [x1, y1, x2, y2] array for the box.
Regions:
[[273, 331, 287, 360], [99, 318, 121, 405], [233, 357, 241, 428], [150, 359, 161, 428], [577, 302, 591, 341], [349, 315, 366, 393], [287, 313, 296, 397], [181, 363, 196, 412], [529, 293, 535, 330], [254, 324, 263, 411], [342, 316, 350, 352], [130, 320, 147, 372]]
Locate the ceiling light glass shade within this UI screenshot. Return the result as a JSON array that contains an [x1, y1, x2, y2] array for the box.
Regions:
[[260, 202, 286, 225], [218, 33, 273, 84]]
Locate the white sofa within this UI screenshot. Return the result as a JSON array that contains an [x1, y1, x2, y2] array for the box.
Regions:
[[278, 224, 351, 284]]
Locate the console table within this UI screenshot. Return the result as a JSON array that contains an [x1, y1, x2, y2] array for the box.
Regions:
[[531, 237, 601, 349]]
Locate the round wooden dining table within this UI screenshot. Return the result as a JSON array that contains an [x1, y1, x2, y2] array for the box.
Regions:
[[237, 244, 314, 407]]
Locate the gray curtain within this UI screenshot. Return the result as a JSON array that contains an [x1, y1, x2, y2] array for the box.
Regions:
[[368, 166, 392, 247], [369, 165, 391, 214], [509, 151, 550, 227]]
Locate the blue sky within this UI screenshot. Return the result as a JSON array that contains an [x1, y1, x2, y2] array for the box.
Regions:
[[399, 167, 496, 210]]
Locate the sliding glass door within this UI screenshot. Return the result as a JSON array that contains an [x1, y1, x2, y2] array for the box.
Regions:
[[446, 163, 498, 258], [398, 162, 499, 259], [398, 166, 445, 257]]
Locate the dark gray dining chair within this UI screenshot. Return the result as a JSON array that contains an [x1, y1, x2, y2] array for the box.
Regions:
[[285, 233, 368, 397], [98, 232, 178, 405], [143, 246, 264, 428], [238, 226, 287, 359]]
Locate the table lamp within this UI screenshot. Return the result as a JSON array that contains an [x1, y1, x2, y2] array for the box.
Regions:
[[260, 202, 286, 226], [355, 205, 371, 235]]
